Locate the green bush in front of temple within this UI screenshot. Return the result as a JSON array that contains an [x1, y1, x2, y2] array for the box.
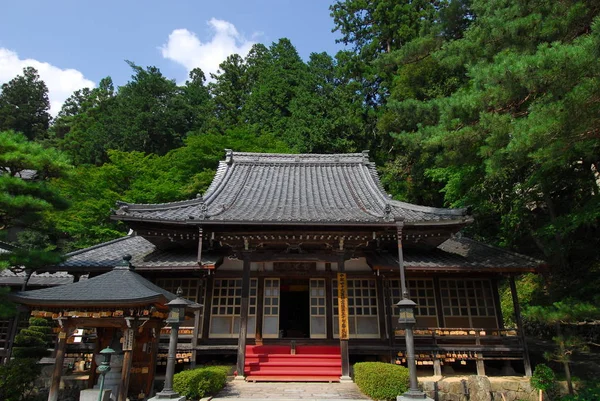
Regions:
[[173, 365, 229, 399], [353, 362, 410, 401]]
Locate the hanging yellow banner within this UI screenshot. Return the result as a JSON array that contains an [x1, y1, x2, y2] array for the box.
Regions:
[[337, 273, 349, 340]]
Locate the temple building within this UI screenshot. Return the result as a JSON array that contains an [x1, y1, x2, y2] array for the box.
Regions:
[[2, 150, 539, 388]]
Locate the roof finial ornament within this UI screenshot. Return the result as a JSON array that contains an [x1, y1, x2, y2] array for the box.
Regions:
[[384, 203, 392, 217], [362, 150, 370, 165], [225, 149, 234, 165], [116, 254, 133, 270], [198, 195, 208, 219], [176, 287, 184, 297], [114, 201, 129, 216]]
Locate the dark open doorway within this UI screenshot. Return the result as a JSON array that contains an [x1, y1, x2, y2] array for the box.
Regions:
[[279, 279, 310, 338]]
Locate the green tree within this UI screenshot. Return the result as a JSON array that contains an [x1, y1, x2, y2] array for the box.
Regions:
[[243, 39, 308, 137], [0, 67, 51, 141], [209, 54, 250, 133], [0, 131, 70, 270]]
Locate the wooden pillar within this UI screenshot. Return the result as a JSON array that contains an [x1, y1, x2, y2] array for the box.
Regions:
[[510, 275, 532, 376], [48, 325, 69, 401], [383, 278, 395, 351], [201, 276, 214, 340], [337, 253, 351, 381], [433, 277, 445, 327], [491, 277, 504, 328], [325, 278, 333, 340], [236, 253, 251, 379], [147, 321, 161, 398], [119, 325, 135, 401], [255, 277, 265, 344], [376, 274, 387, 341], [190, 309, 201, 368], [196, 227, 203, 264], [433, 358, 442, 376]]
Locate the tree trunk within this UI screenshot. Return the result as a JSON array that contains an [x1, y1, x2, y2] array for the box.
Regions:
[[556, 322, 574, 395]]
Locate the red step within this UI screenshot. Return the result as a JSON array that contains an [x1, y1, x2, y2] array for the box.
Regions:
[[244, 345, 342, 382]]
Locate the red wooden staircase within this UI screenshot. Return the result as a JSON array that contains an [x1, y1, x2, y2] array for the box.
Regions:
[[244, 345, 342, 382]]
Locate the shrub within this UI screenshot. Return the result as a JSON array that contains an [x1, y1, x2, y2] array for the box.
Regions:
[[173, 365, 229, 400], [559, 382, 600, 401], [0, 358, 42, 401], [531, 364, 556, 392], [354, 362, 410, 401], [12, 317, 52, 360]]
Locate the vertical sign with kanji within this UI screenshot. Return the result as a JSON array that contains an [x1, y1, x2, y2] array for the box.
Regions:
[[337, 273, 349, 340]]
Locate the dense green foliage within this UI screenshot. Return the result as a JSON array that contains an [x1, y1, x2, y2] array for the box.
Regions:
[[0, 358, 42, 401], [531, 363, 556, 393], [0, 131, 70, 271], [172, 365, 229, 400], [353, 362, 410, 401]]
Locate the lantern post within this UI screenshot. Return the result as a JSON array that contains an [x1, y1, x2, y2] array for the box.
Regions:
[[150, 289, 188, 401]]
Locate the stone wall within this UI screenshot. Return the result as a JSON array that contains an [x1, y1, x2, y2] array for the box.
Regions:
[[421, 376, 538, 401]]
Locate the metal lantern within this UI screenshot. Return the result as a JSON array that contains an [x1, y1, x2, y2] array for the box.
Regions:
[[165, 297, 187, 324], [97, 346, 115, 401], [396, 298, 417, 327]]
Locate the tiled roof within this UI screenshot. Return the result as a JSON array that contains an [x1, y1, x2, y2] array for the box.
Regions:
[[0, 270, 78, 286], [59, 235, 220, 271], [10, 261, 178, 307], [367, 237, 541, 272], [60, 236, 156, 268], [113, 151, 471, 226]]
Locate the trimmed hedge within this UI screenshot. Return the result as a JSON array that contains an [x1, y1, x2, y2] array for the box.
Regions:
[[354, 362, 410, 401], [173, 365, 229, 400]]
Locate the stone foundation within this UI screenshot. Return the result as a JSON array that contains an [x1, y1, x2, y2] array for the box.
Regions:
[[421, 376, 538, 401]]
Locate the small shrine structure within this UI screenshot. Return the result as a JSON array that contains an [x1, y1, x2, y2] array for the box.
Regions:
[[10, 256, 183, 401]]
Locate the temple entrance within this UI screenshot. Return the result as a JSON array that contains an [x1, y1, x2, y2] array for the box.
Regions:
[[279, 279, 310, 338]]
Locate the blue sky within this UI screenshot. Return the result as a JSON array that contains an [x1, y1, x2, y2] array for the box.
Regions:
[[0, 0, 345, 115]]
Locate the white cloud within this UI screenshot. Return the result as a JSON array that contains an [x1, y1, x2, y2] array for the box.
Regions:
[[160, 18, 256, 80], [0, 48, 95, 117]]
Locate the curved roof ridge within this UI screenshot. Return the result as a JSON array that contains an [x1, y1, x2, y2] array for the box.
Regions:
[[203, 160, 230, 202], [206, 162, 253, 217], [116, 197, 202, 211], [64, 235, 134, 257], [390, 199, 468, 216]]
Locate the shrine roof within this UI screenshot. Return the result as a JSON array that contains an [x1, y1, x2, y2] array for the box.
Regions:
[[112, 151, 471, 226], [0, 270, 76, 286], [50, 234, 540, 274], [368, 237, 541, 273], [57, 234, 220, 271], [10, 258, 179, 307]]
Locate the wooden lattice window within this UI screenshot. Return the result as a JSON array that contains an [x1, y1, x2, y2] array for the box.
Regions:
[[209, 278, 257, 338], [262, 278, 280, 338], [440, 279, 495, 317], [156, 278, 202, 303], [390, 279, 437, 317]]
